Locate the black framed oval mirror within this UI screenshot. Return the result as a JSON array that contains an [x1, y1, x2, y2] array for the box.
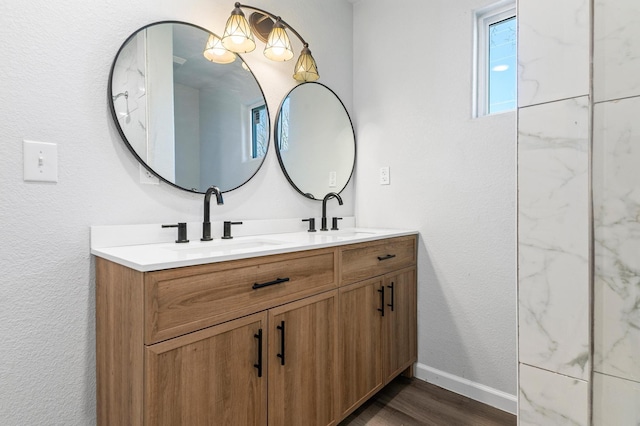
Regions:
[[108, 21, 270, 193], [275, 82, 355, 200]]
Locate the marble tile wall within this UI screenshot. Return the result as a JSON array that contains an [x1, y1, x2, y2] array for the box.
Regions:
[[518, 0, 590, 107], [519, 364, 589, 426], [518, 97, 590, 381], [517, 0, 592, 423], [111, 31, 147, 157], [593, 0, 640, 103], [591, 1, 640, 423], [593, 97, 640, 423], [593, 372, 640, 425], [519, 0, 640, 422]]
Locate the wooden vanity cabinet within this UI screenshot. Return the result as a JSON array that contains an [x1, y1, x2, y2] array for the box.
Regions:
[[96, 235, 416, 426], [338, 277, 385, 416], [144, 291, 338, 426], [97, 247, 338, 426], [145, 312, 268, 426], [268, 291, 337, 426], [337, 236, 417, 420], [382, 267, 417, 381]]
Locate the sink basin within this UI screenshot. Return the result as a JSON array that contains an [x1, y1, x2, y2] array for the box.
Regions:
[[331, 231, 377, 238], [312, 230, 380, 241], [164, 238, 285, 256]]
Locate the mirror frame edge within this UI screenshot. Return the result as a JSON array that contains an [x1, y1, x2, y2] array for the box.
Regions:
[[273, 81, 356, 201], [107, 20, 271, 194]]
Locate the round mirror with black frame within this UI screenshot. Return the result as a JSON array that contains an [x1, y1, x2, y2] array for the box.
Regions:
[[275, 82, 355, 200], [108, 21, 270, 193]]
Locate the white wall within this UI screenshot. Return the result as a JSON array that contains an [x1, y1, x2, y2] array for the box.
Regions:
[[352, 0, 517, 404], [0, 0, 353, 424]]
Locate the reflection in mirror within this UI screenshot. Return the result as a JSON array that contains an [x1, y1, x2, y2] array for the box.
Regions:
[[108, 21, 269, 193], [275, 82, 355, 200]]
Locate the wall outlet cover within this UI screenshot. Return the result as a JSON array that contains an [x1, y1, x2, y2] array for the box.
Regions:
[[380, 166, 390, 185], [329, 171, 337, 187], [139, 164, 160, 185]]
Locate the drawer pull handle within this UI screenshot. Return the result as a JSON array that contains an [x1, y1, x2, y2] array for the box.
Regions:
[[377, 254, 396, 261], [387, 282, 395, 311], [378, 286, 385, 317], [277, 321, 286, 366], [254, 328, 263, 378], [252, 277, 290, 290]]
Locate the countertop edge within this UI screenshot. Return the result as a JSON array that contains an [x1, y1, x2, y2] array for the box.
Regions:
[[91, 228, 419, 272]]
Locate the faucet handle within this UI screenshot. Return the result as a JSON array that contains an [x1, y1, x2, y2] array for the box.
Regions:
[[331, 217, 343, 231], [302, 218, 317, 232], [162, 222, 189, 243], [222, 221, 243, 239]]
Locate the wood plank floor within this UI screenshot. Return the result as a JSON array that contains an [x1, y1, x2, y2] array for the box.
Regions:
[[338, 377, 517, 426]]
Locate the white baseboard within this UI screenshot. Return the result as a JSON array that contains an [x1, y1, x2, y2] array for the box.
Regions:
[[414, 363, 517, 415]]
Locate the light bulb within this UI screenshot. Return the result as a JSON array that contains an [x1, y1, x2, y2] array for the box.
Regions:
[[264, 20, 293, 62], [231, 35, 246, 46]]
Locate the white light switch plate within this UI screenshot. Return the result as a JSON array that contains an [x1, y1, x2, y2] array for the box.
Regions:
[[23, 140, 58, 182]]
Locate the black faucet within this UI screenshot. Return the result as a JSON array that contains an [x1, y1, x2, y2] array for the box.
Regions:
[[321, 192, 343, 231], [302, 218, 317, 232], [222, 221, 243, 239], [201, 186, 224, 241], [162, 222, 189, 243]]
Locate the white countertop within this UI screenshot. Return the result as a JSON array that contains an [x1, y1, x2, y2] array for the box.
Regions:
[[91, 220, 417, 272]]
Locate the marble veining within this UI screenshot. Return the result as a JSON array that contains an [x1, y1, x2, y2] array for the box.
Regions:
[[594, 0, 640, 102], [593, 372, 640, 425], [111, 31, 147, 156], [593, 97, 640, 383], [518, 97, 590, 380], [519, 364, 589, 426], [518, 0, 590, 107]]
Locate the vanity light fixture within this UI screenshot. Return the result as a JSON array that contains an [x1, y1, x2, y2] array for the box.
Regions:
[[203, 33, 237, 64], [263, 18, 293, 62], [218, 2, 320, 82]]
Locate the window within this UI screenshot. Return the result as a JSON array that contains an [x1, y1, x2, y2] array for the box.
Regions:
[[474, 1, 517, 117], [277, 96, 290, 152], [251, 104, 267, 159]]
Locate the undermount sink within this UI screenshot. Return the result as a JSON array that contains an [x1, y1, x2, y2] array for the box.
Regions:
[[164, 238, 285, 255], [334, 231, 377, 237], [321, 230, 379, 239]]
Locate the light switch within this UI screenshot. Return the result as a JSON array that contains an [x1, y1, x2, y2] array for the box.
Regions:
[[23, 140, 58, 182]]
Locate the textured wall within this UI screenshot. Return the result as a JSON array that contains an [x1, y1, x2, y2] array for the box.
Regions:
[[0, 0, 353, 424], [352, 0, 518, 400]]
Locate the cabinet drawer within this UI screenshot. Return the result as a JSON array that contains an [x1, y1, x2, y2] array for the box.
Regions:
[[144, 248, 337, 344], [340, 236, 416, 285]]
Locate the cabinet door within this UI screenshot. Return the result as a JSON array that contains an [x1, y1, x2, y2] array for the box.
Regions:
[[145, 312, 268, 426], [338, 278, 384, 419], [268, 291, 337, 426], [383, 267, 417, 382]]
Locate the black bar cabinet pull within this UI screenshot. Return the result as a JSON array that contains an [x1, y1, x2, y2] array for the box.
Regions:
[[254, 329, 263, 378], [277, 321, 285, 366], [377, 286, 385, 316], [387, 282, 395, 311], [377, 254, 396, 261], [252, 277, 290, 290]]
